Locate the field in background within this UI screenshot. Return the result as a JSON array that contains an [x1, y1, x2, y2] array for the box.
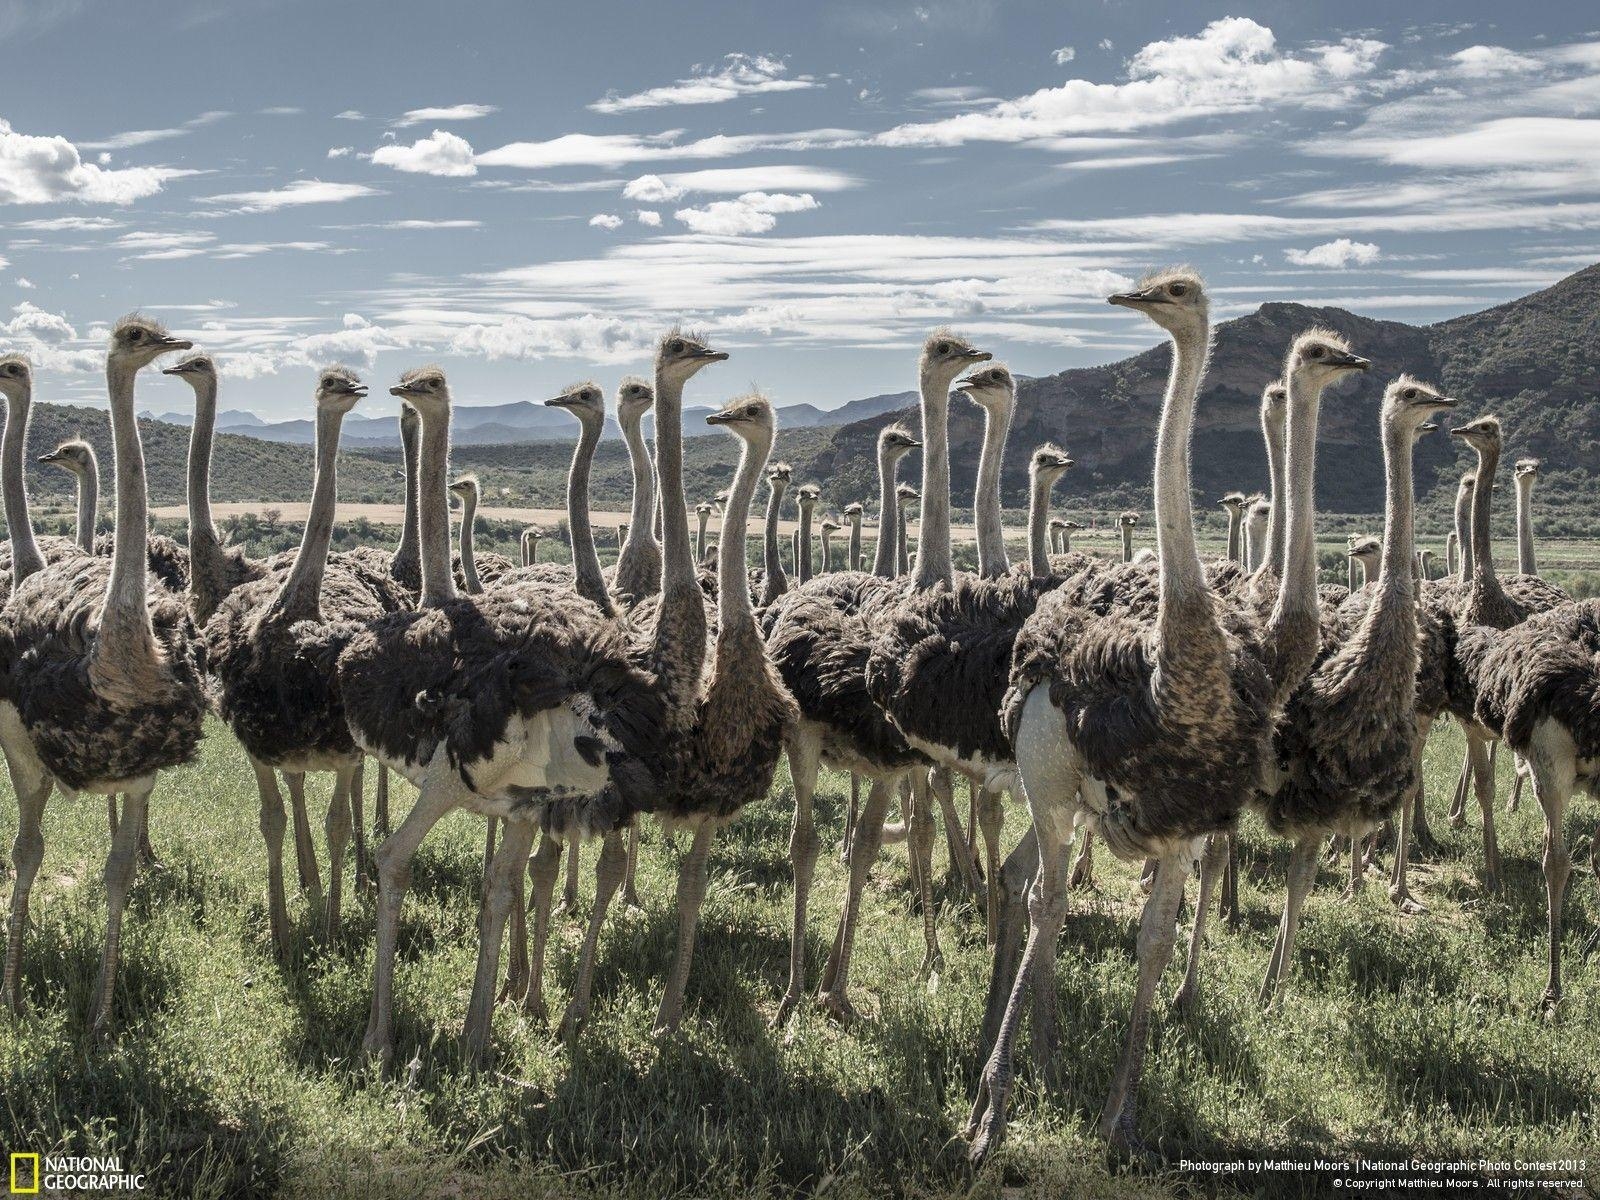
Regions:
[[0, 717, 1595, 1198]]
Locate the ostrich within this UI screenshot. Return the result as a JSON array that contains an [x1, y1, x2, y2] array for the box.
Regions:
[[1248, 378, 1455, 1003], [1244, 495, 1270, 573], [612, 377, 661, 604], [968, 280, 1359, 1157], [205, 367, 392, 955], [1419, 548, 1436, 581], [896, 482, 918, 577], [843, 502, 864, 576], [764, 347, 973, 1028], [39, 439, 97, 553], [795, 485, 820, 584], [1048, 518, 1065, 556], [1027, 446, 1074, 579], [759, 462, 792, 606], [0, 320, 208, 1036], [520, 527, 541, 567], [1219, 492, 1249, 564], [695, 502, 714, 565], [343, 338, 725, 1063], [790, 528, 801, 577], [1504, 458, 1545, 811], [819, 518, 841, 574], [1117, 511, 1139, 563], [449, 475, 516, 594]]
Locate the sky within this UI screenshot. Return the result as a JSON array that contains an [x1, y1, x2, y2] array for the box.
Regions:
[[3, 0, 1600, 422]]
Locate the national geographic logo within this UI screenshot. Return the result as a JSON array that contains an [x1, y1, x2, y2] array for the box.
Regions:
[[9, 1153, 147, 1193]]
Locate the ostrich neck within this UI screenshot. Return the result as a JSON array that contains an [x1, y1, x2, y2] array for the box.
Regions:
[[821, 530, 833, 572], [73, 461, 98, 553], [1027, 474, 1055, 578], [1244, 522, 1260, 573], [1153, 323, 1212, 637], [1121, 524, 1133, 563], [913, 384, 953, 590], [616, 407, 660, 594], [1265, 367, 1327, 691], [416, 404, 457, 608], [1347, 553, 1358, 594], [718, 427, 769, 639], [275, 405, 347, 620], [973, 400, 1012, 577], [1454, 486, 1474, 582], [897, 506, 909, 576], [1225, 510, 1241, 564], [650, 370, 707, 710], [797, 505, 814, 584], [392, 411, 421, 583], [566, 416, 611, 615], [1, 384, 45, 583], [848, 517, 861, 571], [1446, 532, 1458, 578], [695, 511, 709, 564], [1468, 440, 1510, 621], [762, 480, 788, 593], [1262, 403, 1287, 577], [97, 360, 158, 669], [1371, 419, 1417, 617], [1515, 477, 1537, 575], [457, 490, 482, 594], [186, 371, 218, 547]]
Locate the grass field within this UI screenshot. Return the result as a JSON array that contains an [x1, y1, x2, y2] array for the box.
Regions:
[[1, 718, 1597, 1198]]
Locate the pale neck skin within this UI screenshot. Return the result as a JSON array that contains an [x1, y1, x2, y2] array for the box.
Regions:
[[717, 422, 773, 640], [616, 401, 660, 596], [526, 534, 539, 565], [1267, 361, 1330, 650], [847, 513, 862, 570], [897, 502, 911, 576], [762, 476, 788, 598], [872, 446, 903, 578], [275, 403, 351, 620], [1244, 515, 1265, 573], [1, 376, 46, 582], [1446, 530, 1458, 578], [695, 507, 710, 564], [913, 382, 954, 590], [1371, 415, 1419, 616], [1224, 507, 1241, 564], [1454, 483, 1474, 583], [972, 394, 1013, 578], [797, 500, 816, 584], [454, 485, 482, 594], [1061, 526, 1074, 553], [1151, 321, 1213, 626], [1467, 438, 1511, 619], [1347, 550, 1358, 593], [651, 365, 708, 705], [1515, 473, 1537, 575], [1121, 522, 1134, 563], [1261, 397, 1288, 577], [392, 407, 421, 584], [564, 410, 612, 615], [1027, 469, 1061, 578], [185, 367, 220, 569], [97, 358, 160, 671], [416, 400, 457, 609], [71, 454, 98, 553]]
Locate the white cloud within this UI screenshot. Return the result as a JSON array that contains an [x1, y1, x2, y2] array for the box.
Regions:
[[1284, 238, 1381, 268], [672, 191, 819, 235], [1450, 45, 1541, 78], [1052, 46, 1075, 65], [1098, 39, 1114, 51], [589, 213, 623, 229], [13, 215, 120, 231], [3, 301, 75, 342], [641, 165, 859, 195], [15, 277, 33, 288], [476, 128, 857, 171], [0, 118, 194, 205], [371, 129, 477, 176], [446, 314, 658, 362], [201, 180, 380, 213], [589, 53, 819, 114], [334, 110, 366, 121], [327, 146, 354, 159], [636, 210, 661, 227], [1319, 116, 1600, 170], [393, 103, 498, 128], [622, 174, 685, 202]]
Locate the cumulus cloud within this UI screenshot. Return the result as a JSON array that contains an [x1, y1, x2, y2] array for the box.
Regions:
[[447, 313, 658, 362], [393, 103, 498, 127], [1052, 46, 1075, 65], [1450, 45, 1541, 78], [0, 118, 194, 205], [622, 174, 686, 202], [1284, 238, 1381, 268], [672, 191, 819, 235], [200, 179, 381, 213], [636, 210, 662, 226], [327, 146, 354, 159], [15, 277, 33, 288], [371, 129, 478, 176], [588, 213, 624, 229], [590, 53, 819, 114], [2, 301, 75, 342]]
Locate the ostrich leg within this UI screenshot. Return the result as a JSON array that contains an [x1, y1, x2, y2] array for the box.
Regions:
[[654, 821, 716, 1034], [1174, 832, 1229, 1014], [817, 776, 894, 1022], [374, 764, 391, 839], [1218, 832, 1241, 930], [1259, 837, 1319, 1004], [323, 762, 356, 942], [558, 837, 581, 916], [773, 737, 822, 1029], [558, 831, 625, 1040], [907, 771, 942, 977], [977, 826, 1038, 1062], [250, 760, 293, 959], [1448, 750, 1470, 827], [841, 773, 859, 863], [975, 785, 1005, 946], [284, 771, 322, 901], [930, 768, 982, 898], [1388, 724, 1429, 915], [521, 834, 562, 1022], [2, 764, 51, 1014], [91, 781, 152, 1041], [620, 824, 642, 909], [1529, 741, 1576, 1016], [1470, 733, 1503, 892], [1067, 822, 1095, 889], [350, 758, 368, 893], [461, 818, 535, 1067]]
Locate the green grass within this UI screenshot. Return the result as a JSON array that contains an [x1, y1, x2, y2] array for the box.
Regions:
[[1, 720, 1597, 1198]]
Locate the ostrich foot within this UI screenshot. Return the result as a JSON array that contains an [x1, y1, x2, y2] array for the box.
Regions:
[[770, 990, 802, 1032], [620, 884, 642, 910], [815, 989, 860, 1025], [1539, 988, 1561, 1020], [556, 1000, 589, 1043], [1387, 883, 1428, 916], [963, 1061, 1011, 1163], [1173, 976, 1199, 1017], [918, 946, 944, 981]]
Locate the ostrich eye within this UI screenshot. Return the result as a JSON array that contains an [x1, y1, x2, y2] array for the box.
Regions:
[[669, 339, 684, 353], [1308, 346, 1324, 359], [128, 329, 143, 341], [1168, 282, 1187, 296], [1403, 388, 1417, 400], [935, 342, 950, 355]]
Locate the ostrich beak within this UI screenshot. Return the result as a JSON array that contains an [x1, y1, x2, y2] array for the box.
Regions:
[[158, 336, 193, 352], [1108, 285, 1165, 308], [1330, 351, 1370, 371], [705, 410, 737, 425], [695, 348, 730, 362]]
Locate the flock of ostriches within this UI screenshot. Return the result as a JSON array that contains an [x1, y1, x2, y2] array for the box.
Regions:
[[0, 272, 1596, 1161]]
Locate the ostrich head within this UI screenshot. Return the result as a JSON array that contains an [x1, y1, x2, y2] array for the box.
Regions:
[[1030, 442, 1074, 486], [705, 391, 776, 447], [1348, 535, 1381, 570], [767, 460, 792, 487], [920, 330, 991, 389], [316, 364, 367, 416], [1382, 375, 1456, 433], [616, 375, 654, 422], [1119, 511, 1140, 530], [1285, 329, 1370, 393], [1449, 415, 1501, 454], [1218, 491, 1249, 516], [843, 501, 864, 525], [160, 351, 217, 390], [1260, 381, 1287, 427], [0, 353, 32, 402], [449, 474, 480, 508], [1107, 268, 1207, 336], [110, 314, 191, 369], [797, 484, 821, 512], [896, 481, 920, 510], [1248, 495, 1271, 523], [956, 363, 1015, 413], [390, 365, 450, 419], [544, 380, 605, 428], [38, 438, 94, 476], [879, 422, 921, 462], [1515, 457, 1541, 484], [400, 400, 420, 437], [657, 329, 728, 384], [821, 518, 842, 537]]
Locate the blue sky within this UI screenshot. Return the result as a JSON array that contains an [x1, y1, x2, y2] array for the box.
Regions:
[[3, 0, 1599, 421]]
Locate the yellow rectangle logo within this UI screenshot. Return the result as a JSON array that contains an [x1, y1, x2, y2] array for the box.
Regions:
[[9, 1153, 40, 1195]]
